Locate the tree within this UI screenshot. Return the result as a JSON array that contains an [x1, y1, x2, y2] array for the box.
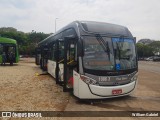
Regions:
[[0, 27, 50, 55], [149, 41, 160, 55], [136, 43, 144, 58], [136, 43, 154, 58]]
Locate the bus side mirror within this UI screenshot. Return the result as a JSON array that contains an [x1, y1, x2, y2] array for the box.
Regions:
[[134, 37, 136, 43], [77, 43, 84, 57], [77, 37, 84, 57]]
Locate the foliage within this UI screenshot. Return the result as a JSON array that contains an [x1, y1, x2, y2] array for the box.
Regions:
[[0, 27, 51, 55], [148, 41, 160, 54], [136, 41, 160, 58]]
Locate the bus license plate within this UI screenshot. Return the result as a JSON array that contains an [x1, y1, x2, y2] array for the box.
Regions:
[[112, 89, 122, 95]]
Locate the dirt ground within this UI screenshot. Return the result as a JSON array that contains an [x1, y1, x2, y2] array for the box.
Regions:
[[0, 58, 159, 120]]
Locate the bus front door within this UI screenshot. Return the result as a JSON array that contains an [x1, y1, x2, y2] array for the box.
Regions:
[[63, 37, 77, 92]]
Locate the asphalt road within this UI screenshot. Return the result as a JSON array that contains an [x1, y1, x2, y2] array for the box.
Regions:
[[139, 61, 160, 74]]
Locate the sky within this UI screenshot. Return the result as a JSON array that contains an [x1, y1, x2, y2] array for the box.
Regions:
[[0, 0, 160, 40]]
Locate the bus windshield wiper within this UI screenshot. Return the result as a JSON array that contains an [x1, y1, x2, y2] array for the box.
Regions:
[[116, 42, 121, 60], [95, 34, 110, 60]]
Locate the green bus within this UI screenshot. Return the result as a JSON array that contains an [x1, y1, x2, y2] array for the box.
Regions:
[[0, 37, 19, 64]]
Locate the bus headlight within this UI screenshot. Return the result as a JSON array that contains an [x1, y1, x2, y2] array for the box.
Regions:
[[131, 72, 138, 82], [80, 75, 98, 85]]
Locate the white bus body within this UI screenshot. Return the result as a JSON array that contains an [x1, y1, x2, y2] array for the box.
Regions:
[[36, 21, 138, 99]]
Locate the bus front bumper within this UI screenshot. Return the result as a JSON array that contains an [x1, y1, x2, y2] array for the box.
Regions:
[[76, 79, 137, 99], [88, 81, 136, 97]]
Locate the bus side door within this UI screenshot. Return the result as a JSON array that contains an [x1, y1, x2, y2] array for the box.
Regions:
[[63, 37, 78, 92]]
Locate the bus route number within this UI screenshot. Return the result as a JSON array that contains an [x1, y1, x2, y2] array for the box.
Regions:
[[99, 77, 111, 82]]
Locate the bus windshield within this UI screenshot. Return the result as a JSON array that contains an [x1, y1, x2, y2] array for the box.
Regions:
[[82, 36, 137, 71], [82, 36, 115, 70], [112, 38, 137, 70]]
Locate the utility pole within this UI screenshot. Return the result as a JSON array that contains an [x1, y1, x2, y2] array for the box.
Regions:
[[55, 18, 58, 33]]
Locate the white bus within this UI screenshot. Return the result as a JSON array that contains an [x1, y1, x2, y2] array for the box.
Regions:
[[35, 21, 138, 99]]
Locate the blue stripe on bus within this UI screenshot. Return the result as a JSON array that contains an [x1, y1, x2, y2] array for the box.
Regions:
[[112, 38, 133, 43]]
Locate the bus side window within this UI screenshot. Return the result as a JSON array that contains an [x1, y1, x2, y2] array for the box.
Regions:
[[59, 41, 64, 61], [62, 28, 77, 60], [69, 43, 76, 62], [47, 48, 51, 60]]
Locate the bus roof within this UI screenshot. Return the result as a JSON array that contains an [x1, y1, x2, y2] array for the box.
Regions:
[[38, 35, 53, 47], [38, 21, 133, 47], [79, 21, 132, 36], [0, 37, 17, 44]]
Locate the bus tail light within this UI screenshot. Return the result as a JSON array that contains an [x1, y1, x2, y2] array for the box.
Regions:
[[80, 75, 97, 85]]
